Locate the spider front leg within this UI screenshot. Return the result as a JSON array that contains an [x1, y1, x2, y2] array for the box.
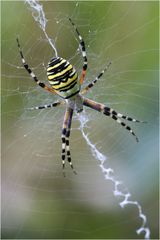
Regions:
[[16, 38, 55, 94], [61, 107, 77, 176], [83, 97, 145, 142]]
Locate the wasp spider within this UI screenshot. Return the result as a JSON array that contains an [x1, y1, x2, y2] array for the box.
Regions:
[[17, 18, 145, 175]]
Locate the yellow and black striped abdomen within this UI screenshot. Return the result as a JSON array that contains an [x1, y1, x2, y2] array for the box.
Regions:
[[47, 57, 80, 99]]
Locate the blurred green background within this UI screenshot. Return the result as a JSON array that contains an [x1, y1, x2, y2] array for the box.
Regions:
[[1, 1, 159, 239]]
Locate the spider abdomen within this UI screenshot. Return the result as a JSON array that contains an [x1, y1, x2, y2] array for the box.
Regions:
[[47, 57, 80, 99]]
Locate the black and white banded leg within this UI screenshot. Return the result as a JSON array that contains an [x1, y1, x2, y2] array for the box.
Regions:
[[103, 106, 147, 123], [83, 98, 144, 142], [103, 108, 139, 142], [81, 61, 112, 95], [69, 18, 88, 84], [65, 110, 77, 175], [61, 107, 76, 176], [16, 37, 55, 94], [27, 101, 65, 110]]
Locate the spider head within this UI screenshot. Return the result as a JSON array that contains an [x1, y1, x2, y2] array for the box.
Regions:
[[66, 94, 83, 113]]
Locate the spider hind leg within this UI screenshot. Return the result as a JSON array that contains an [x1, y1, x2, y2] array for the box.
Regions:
[[81, 61, 112, 95], [69, 18, 88, 85], [16, 37, 55, 94]]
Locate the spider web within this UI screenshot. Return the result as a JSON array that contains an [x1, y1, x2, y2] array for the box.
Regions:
[[1, 1, 159, 239]]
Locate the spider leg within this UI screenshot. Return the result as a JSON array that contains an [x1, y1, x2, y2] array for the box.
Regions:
[[61, 107, 76, 176], [65, 108, 77, 175], [83, 97, 144, 142], [103, 106, 147, 123], [61, 109, 69, 174], [16, 37, 55, 94], [27, 101, 65, 110], [69, 18, 88, 85], [81, 61, 112, 95]]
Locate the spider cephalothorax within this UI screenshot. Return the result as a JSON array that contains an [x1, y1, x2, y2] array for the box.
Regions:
[[17, 18, 145, 175]]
